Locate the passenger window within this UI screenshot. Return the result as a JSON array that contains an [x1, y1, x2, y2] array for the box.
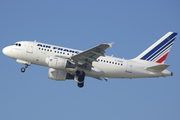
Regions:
[[19, 44, 21, 46]]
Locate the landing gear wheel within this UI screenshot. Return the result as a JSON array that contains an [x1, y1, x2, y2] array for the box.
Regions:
[[75, 71, 85, 88], [21, 68, 25, 73], [77, 83, 84, 88]]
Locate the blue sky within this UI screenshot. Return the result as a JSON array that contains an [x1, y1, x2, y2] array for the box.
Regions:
[[1, 0, 180, 120]]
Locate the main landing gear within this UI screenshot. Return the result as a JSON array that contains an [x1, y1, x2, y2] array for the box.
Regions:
[[21, 64, 29, 73], [75, 71, 85, 88]]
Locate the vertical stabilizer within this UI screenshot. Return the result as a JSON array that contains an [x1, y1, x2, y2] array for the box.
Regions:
[[134, 32, 177, 63]]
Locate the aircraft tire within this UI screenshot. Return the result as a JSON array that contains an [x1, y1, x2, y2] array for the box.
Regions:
[[21, 68, 25, 73], [77, 83, 84, 88]]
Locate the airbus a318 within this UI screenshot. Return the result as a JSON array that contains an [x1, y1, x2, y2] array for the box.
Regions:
[[2, 32, 177, 88]]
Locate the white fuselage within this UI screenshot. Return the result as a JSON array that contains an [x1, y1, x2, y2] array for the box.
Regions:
[[2, 41, 172, 80]]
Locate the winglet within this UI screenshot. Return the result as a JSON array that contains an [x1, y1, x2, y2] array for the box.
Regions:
[[108, 42, 114, 47]]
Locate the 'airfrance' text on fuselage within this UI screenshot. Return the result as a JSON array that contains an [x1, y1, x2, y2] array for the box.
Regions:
[[37, 44, 79, 54]]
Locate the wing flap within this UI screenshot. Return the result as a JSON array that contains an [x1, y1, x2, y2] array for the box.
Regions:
[[145, 64, 170, 72]]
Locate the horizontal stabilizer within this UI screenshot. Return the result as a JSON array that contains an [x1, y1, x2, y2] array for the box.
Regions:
[[145, 64, 170, 72]]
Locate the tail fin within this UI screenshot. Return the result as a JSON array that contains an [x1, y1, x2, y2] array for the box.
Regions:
[[134, 32, 177, 63]]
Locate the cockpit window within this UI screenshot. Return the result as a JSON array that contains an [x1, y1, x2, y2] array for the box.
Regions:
[[14, 43, 18, 46], [14, 43, 21, 46]]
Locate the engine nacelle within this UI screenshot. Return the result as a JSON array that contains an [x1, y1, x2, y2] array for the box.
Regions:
[[48, 68, 74, 81], [46, 57, 75, 70]]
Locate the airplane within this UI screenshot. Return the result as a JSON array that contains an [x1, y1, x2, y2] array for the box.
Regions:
[[2, 32, 177, 88]]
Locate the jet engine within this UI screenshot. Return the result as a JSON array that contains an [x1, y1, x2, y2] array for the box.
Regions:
[[48, 68, 74, 81], [46, 57, 75, 70]]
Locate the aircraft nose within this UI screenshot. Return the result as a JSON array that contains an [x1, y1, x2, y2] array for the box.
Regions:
[[2, 47, 10, 56]]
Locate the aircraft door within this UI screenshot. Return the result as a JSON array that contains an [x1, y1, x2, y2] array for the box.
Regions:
[[126, 61, 133, 73], [27, 42, 34, 53]]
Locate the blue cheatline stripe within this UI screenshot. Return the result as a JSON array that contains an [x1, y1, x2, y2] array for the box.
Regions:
[[150, 42, 173, 62], [146, 37, 175, 61], [141, 33, 177, 60]]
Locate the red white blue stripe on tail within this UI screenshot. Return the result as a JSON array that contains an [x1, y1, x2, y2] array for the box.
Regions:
[[135, 32, 177, 63]]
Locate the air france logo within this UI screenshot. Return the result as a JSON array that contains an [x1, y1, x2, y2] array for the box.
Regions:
[[37, 44, 79, 54]]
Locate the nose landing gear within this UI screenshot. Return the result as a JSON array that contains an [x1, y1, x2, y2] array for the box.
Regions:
[[21, 64, 29, 73], [16, 59, 31, 73]]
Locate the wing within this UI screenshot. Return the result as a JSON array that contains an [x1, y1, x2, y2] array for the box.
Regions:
[[70, 42, 114, 68]]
